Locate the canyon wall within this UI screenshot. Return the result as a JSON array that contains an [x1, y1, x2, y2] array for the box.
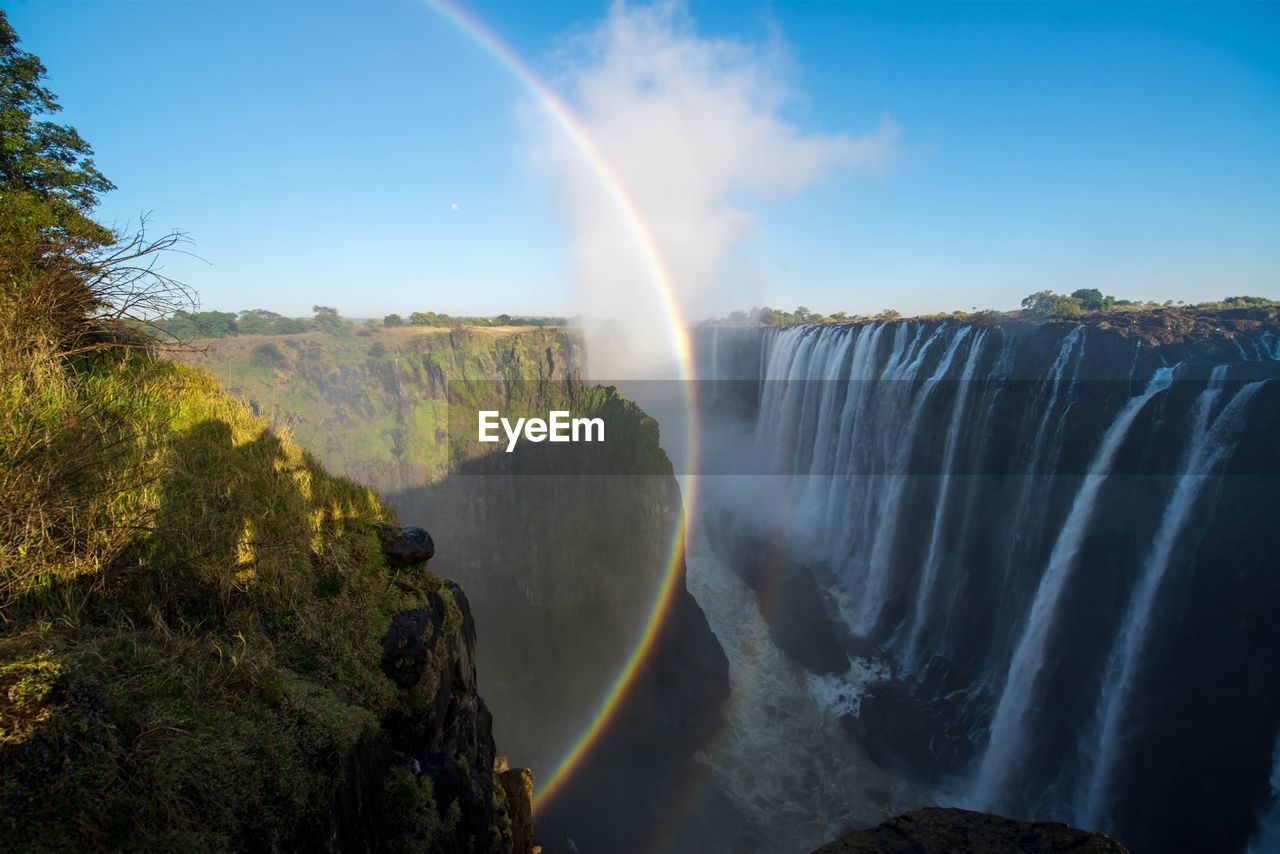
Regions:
[[185, 326, 730, 852]]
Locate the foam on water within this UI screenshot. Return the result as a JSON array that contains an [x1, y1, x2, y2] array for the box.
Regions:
[[684, 524, 911, 850], [806, 656, 893, 720]]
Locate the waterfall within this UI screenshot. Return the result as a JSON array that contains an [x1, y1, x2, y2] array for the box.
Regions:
[[696, 319, 1279, 852], [853, 325, 972, 635], [972, 366, 1175, 809], [1248, 736, 1280, 854], [1078, 371, 1266, 827], [900, 329, 988, 671]]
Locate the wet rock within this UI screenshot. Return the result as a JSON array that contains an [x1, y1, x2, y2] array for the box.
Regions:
[[374, 522, 435, 569], [812, 807, 1129, 853]]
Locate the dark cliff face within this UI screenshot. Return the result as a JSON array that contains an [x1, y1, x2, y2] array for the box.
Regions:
[[813, 807, 1129, 854], [692, 311, 1280, 854], [533, 555, 732, 854], [314, 537, 533, 854], [392, 445, 732, 854]]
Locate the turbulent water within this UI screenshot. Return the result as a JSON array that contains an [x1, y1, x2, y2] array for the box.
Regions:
[[683, 529, 906, 851], [693, 319, 1280, 852]]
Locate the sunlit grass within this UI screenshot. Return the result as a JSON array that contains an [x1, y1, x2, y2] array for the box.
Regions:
[[0, 327, 464, 849]]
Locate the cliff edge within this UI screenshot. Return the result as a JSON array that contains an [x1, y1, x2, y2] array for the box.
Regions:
[[814, 808, 1128, 854]]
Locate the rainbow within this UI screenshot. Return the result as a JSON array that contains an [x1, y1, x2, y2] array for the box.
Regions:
[[419, 0, 702, 810]]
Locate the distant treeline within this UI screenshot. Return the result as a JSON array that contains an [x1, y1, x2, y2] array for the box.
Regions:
[[160, 306, 569, 339], [703, 291, 1278, 326]]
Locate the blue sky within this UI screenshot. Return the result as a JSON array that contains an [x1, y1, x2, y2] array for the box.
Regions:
[[7, 1, 1279, 319]]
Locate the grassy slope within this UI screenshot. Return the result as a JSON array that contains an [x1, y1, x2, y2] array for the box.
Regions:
[[0, 349, 469, 851]]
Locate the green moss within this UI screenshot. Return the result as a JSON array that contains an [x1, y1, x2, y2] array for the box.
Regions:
[[383, 766, 444, 853]]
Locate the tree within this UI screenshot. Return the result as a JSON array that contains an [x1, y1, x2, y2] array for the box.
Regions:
[[1223, 295, 1273, 307], [1021, 291, 1082, 321], [312, 305, 347, 334], [237, 309, 286, 335], [877, 309, 901, 321], [0, 11, 114, 244], [194, 310, 237, 337], [1071, 288, 1115, 311], [383, 313, 404, 327]]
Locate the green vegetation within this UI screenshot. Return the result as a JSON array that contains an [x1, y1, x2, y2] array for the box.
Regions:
[[312, 304, 350, 336], [1020, 290, 1084, 321], [158, 305, 570, 340], [0, 12, 112, 246], [405, 311, 567, 329], [0, 15, 482, 849], [707, 305, 926, 325], [252, 340, 286, 367], [705, 293, 1279, 326], [181, 325, 583, 496], [162, 308, 309, 339]]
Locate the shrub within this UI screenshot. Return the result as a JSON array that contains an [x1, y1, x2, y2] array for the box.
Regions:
[[251, 341, 285, 367]]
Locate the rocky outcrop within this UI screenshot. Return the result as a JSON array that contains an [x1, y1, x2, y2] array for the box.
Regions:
[[813, 808, 1129, 853], [312, 529, 536, 853], [374, 522, 435, 569], [495, 756, 537, 854]]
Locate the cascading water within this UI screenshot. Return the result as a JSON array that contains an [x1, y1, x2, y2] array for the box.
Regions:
[[691, 317, 1280, 853], [900, 328, 988, 670], [1077, 369, 1265, 828], [972, 365, 1176, 808]]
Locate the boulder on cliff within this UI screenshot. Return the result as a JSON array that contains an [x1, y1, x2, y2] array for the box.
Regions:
[[374, 522, 436, 568]]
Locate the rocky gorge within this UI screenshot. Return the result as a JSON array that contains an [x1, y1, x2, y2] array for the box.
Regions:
[[184, 325, 732, 852]]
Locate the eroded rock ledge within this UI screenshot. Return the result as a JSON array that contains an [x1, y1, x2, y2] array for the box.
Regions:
[[813, 807, 1128, 854]]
